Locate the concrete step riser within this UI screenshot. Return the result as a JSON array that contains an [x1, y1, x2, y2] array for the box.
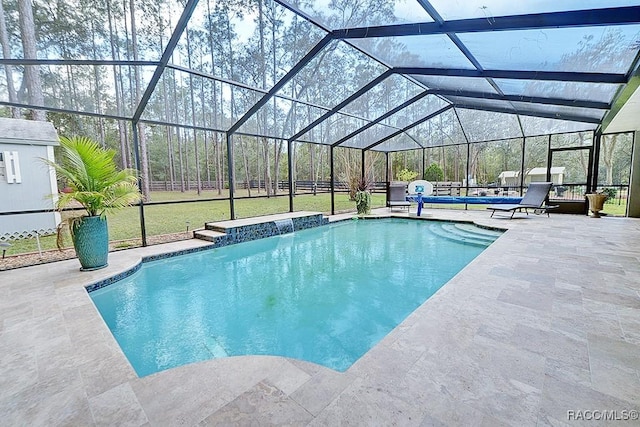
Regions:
[[205, 224, 226, 232], [440, 225, 497, 243], [429, 223, 497, 248], [453, 224, 503, 238]]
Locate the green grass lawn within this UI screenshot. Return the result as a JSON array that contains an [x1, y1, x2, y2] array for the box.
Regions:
[[601, 199, 627, 216], [6, 192, 386, 256], [7, 190, 625, 257]]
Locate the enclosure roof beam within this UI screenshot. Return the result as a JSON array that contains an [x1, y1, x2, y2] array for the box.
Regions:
[[276, 0, 330, 33], [139, 118, 226, 134], [167, 64, 269, 94], [227, 34, 334, 135], [0, 101, 131, 121], [288, 69, 394, 141], [416, 0, 512, 101], [395, 67, 627, 84], [168, 64, 330, 115], [332, 6, 640, 39], [327, 85, 607, 150], [132, 0, 199, 123], [364, 105, 453, 151], [331, 91, 431, 148], [452, 103, 602, 124], [0, 59, 160, 66], [428, 89, 611, 110]]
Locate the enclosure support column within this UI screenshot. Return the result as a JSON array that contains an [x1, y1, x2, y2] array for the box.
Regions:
[[361, 150, 366, 181], [590, 131, 602, 193], [226, 132, 235, 220], [422, 149, 426, 179], [628, 131, 640, 217], [385, 152, 390, 183], [586, 135, 596, 196], [131, 122, 147, 246], [519, 138, 526, 195], [330, 145, 335, 215], [465, 142, 471, 209], [545, 135, 553, 184], [287, 139, 294, 212], [386, 152, 390, 208]]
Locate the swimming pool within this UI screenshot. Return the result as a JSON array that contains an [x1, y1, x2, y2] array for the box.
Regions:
[[90, 218, 502, 376]]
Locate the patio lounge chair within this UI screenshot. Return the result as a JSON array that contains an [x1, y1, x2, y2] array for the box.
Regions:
[[487, 182, 554, 218], [387, 182, 411, 211]]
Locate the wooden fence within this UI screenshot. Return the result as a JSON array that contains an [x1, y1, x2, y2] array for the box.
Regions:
[[149, 180, 388, 192]]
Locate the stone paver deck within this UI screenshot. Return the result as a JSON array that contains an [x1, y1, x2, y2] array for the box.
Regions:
[[1, 209, 640, 426]]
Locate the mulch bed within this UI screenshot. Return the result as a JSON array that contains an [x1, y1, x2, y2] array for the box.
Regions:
[[0, 232, 193, 271]]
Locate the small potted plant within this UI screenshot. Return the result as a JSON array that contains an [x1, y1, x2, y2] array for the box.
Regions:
[[43, 136, 142, 270], [354, 176, 372, 215]]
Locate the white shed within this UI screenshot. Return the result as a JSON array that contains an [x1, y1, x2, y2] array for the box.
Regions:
[[0, 118, 60, 241], [498, 167, 565, 186]]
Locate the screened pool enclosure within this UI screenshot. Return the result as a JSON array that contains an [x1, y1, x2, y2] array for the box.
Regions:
[[1, 0, 639, 251]]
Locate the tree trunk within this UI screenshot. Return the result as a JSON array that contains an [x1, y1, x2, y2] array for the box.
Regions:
[[185, 26, 201, 195], [107, 0, 130, 169], [453, 147, 459, 182], [258, 0, 266, 89], [129, 0, 150, 199], [217, 82, 225, 194], [160, 49, 176, 191], [90, 22, 106, 147], [290, 142, 296, 195], [257, 139, 262, 193], [239, 137, 252, 197], [166, 127, 176, 190], [270, 1, 285, 194], [177, 128, 186, 192], [602, 134, 618, 186], [215, 132, 223, 194], [181, 79, 190, 192], [273, 140, 283, 195], [310, 143, 316, 195], [0, 1, 20, 118], [65, 63, 77, 111], [262, 137, 272, 197], [18, 0, 45, 121], [122, 0, 134, 168], [206, 0, 222, 194], [200, 75, 211, 189]]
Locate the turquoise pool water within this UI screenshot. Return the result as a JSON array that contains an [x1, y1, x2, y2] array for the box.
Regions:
[[90, 218, 501, 376]]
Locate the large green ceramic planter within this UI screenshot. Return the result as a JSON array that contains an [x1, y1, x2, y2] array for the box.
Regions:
[[72, 216, 109, 271]]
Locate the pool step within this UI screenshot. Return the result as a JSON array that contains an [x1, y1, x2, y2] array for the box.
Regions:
[[204, 336, 229, 358], [442, 223, 500, 244], [428, 224, 490, 247], [204, 223, 227, 233], [429, 223, 500, 247], [193, 229, 226, 242], [453, 223, 503, 238]]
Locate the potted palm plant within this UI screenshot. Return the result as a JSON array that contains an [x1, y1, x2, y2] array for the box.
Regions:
[[43, 136, 142, 271], [354, 176, 372, 215]]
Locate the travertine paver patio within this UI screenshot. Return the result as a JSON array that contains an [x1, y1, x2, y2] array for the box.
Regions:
[[1, 209, 639, 426]]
